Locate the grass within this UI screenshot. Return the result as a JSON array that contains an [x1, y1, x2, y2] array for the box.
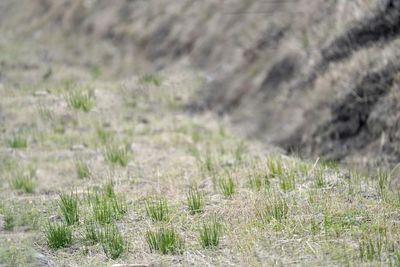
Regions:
[[104, 145, 129, 167], [145, 197, 169, 222], [84, 220, 100, 244], [256, 196, 289, 223], [66, 90, 94, 112], [199, 216, 222, 248], [186, 187, 204, 214], [267, 157, 284, 178], [247, 170, 270, 192], [75, 160, 91, 179], [140, 73, 163, 86], [9, 170, 36, 193], [145, 227, 184, 254], [218, 173, 235, 198], [8, 134, 28, 149], [279, 171, 296, 192], [59, 192, 79, 225], [314, 168, 326, 188], [45, 222, 73, 249], [100, 224, 125, 259], [3, 211, 15, 231], [90, 190, 127, 224]]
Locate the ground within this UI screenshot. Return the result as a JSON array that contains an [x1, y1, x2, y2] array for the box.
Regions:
[[1, 24, 400, 267]]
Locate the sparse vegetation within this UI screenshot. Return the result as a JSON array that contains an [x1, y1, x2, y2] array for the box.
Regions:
[[146, 227, 184, 254]]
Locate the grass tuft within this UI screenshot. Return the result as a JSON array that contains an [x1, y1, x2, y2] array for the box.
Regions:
[[104, 145, 129, 167], [141, 73, 163, 87], [199, 216, 222, 249], [186, 187, 204, 214], [45, 222, 72, 249], [59, 192, 79, 225], [75, 160, 91, 179], [10, 170, 36, 193], [66, 90, 94, 112], [256, 196, 289, 223], [145, 197, 169, 222], [218, 173, 235, 198], [100, 224, 125, 259], [8, 135, 28, 149], [145, 227, 184, 254]]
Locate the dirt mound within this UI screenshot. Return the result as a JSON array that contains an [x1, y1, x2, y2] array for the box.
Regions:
[[4, 0, 400, 166]]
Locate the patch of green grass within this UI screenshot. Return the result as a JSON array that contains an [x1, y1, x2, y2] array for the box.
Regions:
[[0, 243, 33, 267], [199, 216, 222, 249], [66, 90, 94, 112], [59, 192, 79, 225], [218, 172, 235, 198], [146, 227, 184, 254], [279, 171, 296, 192], [234, 141, 246, 164], [75, 160, 91, 179], [9, 169, 36, 193], [90, 191, 127, 225], [267, 157, 284, 178], [145, 197, 169, 222], [45, 222, 72, 249], [186, 187, 204, 214], [96, 127, 113, 144], [3, 210, 15, 231], [256, 196, 289, 223], [141, 73, 163, 87], [8, 134, 28, 149], [247, 170, 270, 192], [314, 168, 325, 188], [84, 220, 100, 244], [104, 145, 129, 167], [100, 224, 125, 259], [359, 234, 384, 262]]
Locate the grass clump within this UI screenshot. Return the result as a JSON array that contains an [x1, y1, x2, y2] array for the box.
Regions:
[[314, 168, 326, 188], [3, 211, 15, 231], [267, 157, 284, 178], [145, 197, 169, 222], [45, 222, 72, 249], [256, 196, 289, 223], [199, 216, 222, 249], [9, 170, 35, 193], [279, 171, 296, 192], [84, 220, 100, 244], [88, 182, 127, 225], [141, 73, 162, 86], [8, 135, 28, 149], [104, 145, 129, 167], [59, 192, 79, 225], [247, 170, 270, 192], [75, 160, 91, 179], [186, 188, 204, 214], [218, 173, 235, 198], [100, 224, 125, 259], [66, 90, 94, 112], [145, 227, 184, 254]]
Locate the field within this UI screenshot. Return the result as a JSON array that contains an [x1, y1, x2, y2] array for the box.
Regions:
[[1, 36, 400, 267]]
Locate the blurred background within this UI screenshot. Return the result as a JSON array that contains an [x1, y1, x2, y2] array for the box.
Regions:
[[1, 0, 400, 170]]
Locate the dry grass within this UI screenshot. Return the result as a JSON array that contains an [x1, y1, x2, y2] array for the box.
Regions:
[[1, 51, 399, 266]]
